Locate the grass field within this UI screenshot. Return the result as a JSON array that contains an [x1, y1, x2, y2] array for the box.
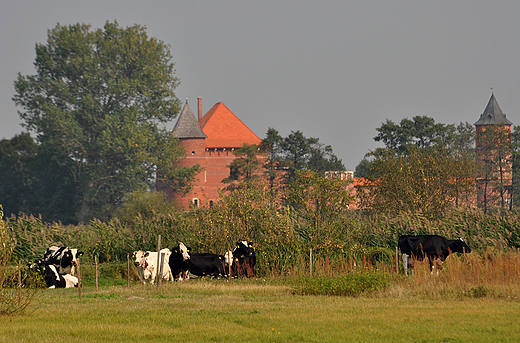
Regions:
[[2, 251, 520, 342], [1, 276, 519, 343]]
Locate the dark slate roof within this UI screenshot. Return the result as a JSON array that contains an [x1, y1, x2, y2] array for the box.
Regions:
[[172, 100, 207, 139], [474, 93, 513, 126]]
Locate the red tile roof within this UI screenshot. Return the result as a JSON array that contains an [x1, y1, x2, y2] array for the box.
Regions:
[[199, 102, 262, 148]]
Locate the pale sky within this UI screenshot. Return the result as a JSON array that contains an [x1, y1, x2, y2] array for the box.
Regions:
[[1, 1, 519, 169]]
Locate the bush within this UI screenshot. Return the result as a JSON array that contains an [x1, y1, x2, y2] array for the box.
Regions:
[[293, 270, 391, 296], [0, 206, 41, 315]]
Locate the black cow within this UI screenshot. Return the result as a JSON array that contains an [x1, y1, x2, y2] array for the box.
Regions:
[[168, 243, 226, 279], [398, 234, 471, 275], [187, 253, 226, 278], [43, 246, 84, 275], [230, 241, 257, 278]]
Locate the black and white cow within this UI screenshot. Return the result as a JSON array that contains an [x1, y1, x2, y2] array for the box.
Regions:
[[168, 243, 226, 279], [168, 243, 190, 281], [398, 234, 471, 275], [28, 259, 78, 288], [43, 246, 84, 275], [230, 241, 257, 278], [43, 263, 78, 288]]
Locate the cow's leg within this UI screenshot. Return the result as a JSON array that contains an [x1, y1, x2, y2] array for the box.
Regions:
[[138, 267, 145, 284], [402, 254, 409, 276], [150, 267, 156, 284]]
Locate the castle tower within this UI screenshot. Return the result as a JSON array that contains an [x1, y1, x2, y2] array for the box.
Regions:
[[474, 92, 513, 210], [158, 99, 262, 209], [156, 99, 207, 207]]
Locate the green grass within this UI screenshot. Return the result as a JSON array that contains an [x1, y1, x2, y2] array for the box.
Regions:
[[1, 278, 519, 343]]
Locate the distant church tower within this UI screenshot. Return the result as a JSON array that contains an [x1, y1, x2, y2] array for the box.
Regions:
[[474, 92, 513, 210]]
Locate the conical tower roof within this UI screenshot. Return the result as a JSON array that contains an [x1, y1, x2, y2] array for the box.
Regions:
[[172, 100, 207, 139], [474, 93, 513, 126]]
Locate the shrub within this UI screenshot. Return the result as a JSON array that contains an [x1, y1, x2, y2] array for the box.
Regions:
[[0, 206, 41, 315], [293, 270, 391, 296]]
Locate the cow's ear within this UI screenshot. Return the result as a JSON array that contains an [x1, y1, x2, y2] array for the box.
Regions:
[[144, 252, 150, 257], [248, 242, 254, 247], [78, 251, 84, 257]]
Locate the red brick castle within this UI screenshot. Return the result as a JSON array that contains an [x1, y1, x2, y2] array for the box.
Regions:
[[157, 98, 262, 209]]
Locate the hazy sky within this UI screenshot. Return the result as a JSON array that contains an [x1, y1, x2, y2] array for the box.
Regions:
[[2, 1, 519, 169]]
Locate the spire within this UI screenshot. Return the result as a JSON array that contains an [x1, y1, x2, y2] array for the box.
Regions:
[[474, 92, 513, 126], [171, 99, 207, 139]]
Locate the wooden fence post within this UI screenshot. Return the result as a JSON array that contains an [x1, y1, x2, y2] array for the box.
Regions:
[[127, 253, 130, 288], [310, 248, 313, 276], [95, 256, 98, 292], [18, 260, 21, 305], [77, 258, 82, 300], [155, 235, 162, 288], [395, 247, 399, 273]]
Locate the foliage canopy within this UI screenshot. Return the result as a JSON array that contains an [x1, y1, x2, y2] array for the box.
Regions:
[[12, 21, 198, 223]]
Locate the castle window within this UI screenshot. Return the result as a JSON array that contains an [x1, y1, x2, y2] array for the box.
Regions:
[[191, 151, 195, 155], [192, 198, 200, 208]]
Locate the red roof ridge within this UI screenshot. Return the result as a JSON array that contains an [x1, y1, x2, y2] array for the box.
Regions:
[[199, 102, 261, 148]]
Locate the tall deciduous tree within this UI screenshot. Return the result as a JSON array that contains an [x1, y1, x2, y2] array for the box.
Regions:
[[0, 133, 37, 217], [13, 21, 197, 224], [374, 116, 475, 155]]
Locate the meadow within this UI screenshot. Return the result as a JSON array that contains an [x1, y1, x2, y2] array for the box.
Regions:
[[1, 251, 519, 343]]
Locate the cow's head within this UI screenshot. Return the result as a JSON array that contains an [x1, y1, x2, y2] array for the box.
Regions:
[[233, 241, 254, 257], [224, 251, 233, 267], [453, 238, 471, 254], [132, 250, 147, 267], [58, 248, 83, 268], [70, 249, 83, 264], [175, 242, 190, 261]]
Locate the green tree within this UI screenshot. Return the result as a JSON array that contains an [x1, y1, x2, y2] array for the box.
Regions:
[[0, 133, 37, 217], [374, 116, 474, 155], [260, 128, 284, 192], [477, 124, 512, 211], [262, 129, 345, 184], [287, 170, 354, 252], [222, 143, 263, 189], [13, 21, 197, 224], [357, 145, 476, 217]]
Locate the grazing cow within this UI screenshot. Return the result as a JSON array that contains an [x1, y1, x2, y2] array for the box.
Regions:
[[132, 248, 173, 284], [168, 242, 226, 279], [168, 243, 190, 281], [43, 246, 83, 275], [231, 241, 257, 278], [398, 235, 471, 275]]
